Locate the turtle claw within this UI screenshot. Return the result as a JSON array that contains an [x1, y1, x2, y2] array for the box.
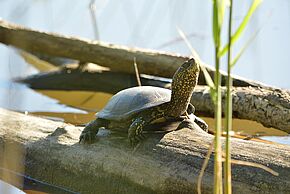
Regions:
[[140, 133, 146, 139], [194, 117, 209, 132], [129, 133, 141, 146], [177, 118, 209, 133], [128, 129, 145, 146], [177, 119, 195, 130], [136, 134, 145, 141], [129, 138, 136, 147], [79, 120, 101, 144], [79, 130, 97, 144]]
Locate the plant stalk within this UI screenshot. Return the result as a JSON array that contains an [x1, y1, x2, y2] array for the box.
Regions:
[[225, 1, 233, 194], [213, 1, 223, 193], [214, 45, 223, 194]]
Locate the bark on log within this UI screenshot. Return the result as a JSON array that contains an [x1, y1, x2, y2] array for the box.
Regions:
[[18, 69, 290, 133], [0, 19, 268, 87], [192, 86, 290, 134], [0, 108, 289, 194]]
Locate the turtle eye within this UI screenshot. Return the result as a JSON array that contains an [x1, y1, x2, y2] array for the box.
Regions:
[[181, 61, 191, 69], [181, 58, 195, 69]]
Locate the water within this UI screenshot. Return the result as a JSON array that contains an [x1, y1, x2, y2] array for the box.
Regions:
[[0, 80, 84, 114], [0, 180, 25, 194], [0, 167, 78, 194]]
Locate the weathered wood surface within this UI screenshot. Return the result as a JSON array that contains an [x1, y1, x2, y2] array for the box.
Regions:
[[18, 69, 290, 133], [192, 86, 290, 134], [0, 108, 289, 194], [0, 19, 269, 87]]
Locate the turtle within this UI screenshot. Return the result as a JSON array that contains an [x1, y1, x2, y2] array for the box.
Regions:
[[79, 58, 208, 144]]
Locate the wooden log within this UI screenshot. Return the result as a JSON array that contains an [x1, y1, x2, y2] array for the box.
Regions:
[[18, 69, 290, 133], [0, 19, 268, 87], [192, 86, 290, 134], [0, 108, 289, 194]]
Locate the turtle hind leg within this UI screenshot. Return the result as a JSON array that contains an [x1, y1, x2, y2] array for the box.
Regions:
[[176, 119, 196, 131], [79, 118, 108, 144], [187, 103, 195, 115], [177, 118, 208, 133], [194, 117, 208, 132]]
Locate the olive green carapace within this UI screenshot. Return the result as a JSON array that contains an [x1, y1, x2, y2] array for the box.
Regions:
[[79, 58, 207, 145]]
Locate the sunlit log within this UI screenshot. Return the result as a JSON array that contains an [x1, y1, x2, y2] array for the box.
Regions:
[[0, 108, 289, 194]]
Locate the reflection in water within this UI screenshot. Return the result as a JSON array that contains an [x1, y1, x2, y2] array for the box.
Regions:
[[203, 117, 287, 137], [0, 81, 84, 113], [0, 167, 78, 194], [35, 90, 112, 112], [0, 180, 25, 194], [0, 142, 25, 193]]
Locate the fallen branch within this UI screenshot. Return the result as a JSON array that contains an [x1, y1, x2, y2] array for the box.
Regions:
[[0, 19, 269, 88], [0, 108, 289, 194], [192, 86, 290, 134]]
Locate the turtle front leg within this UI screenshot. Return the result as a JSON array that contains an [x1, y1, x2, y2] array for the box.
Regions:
[[128, 117, 147, 145], [79, 118, 107, 144]]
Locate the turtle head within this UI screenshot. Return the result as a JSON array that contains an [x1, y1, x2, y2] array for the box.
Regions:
[[167, 58, 200, 117], [174, 58, 200, 80]]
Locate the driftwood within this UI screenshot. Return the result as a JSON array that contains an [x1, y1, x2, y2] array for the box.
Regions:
[[0, 108, 290, 194], [18, 69, 290, 134], [0, 19, 269, 87]]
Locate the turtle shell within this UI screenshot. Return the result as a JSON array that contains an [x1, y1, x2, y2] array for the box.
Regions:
[[96, 86, 171, 121]]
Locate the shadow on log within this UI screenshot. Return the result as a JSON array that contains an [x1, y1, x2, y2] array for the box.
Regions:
[[0, 108, 289, 194]]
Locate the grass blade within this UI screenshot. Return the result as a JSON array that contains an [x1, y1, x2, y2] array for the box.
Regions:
[[212, 0, 219, 46], [133, 57, 142, 86], [219, 0, 263, 57], [212, 0, 226, 46]]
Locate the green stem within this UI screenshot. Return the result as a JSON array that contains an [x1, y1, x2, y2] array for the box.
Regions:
[[225, 1, 233, 194], [213, 1, 224, 193], [214, 46, 223, 194]]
